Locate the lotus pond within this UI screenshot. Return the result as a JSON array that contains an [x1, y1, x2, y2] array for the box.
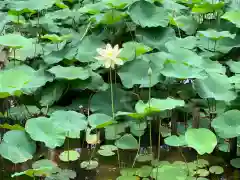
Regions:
[[1, 0, 240, 179]]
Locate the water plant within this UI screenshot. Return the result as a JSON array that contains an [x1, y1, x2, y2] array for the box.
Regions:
[[0, 0, 240, 179]]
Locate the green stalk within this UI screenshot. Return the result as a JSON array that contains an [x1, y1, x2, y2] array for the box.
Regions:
[[109, 68, 121, 168], [148, 68, 153, 154], [157, 119, 161, 160], [132, 136, 141, 168], [109, 68, 115, 120]]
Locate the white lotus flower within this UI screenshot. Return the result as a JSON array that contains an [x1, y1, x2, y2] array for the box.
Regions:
[[95, 43, 123, 69]]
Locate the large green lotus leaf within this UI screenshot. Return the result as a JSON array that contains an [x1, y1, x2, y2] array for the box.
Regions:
[[0, 33, 32, 48], [91, 85, 133, 116], [136, 27, 176, 51], [51, 110, 87, 137], [192, 1, 224, 13], [115, 134, 139, 150], [197, 29, 236, 40], [45, 169, 76, 180], [226, 60, 240, 73], [41, 34, 72, 43], [201, 58, 226, 74], [197, 36, 240, 53], [104, 0, 137, 9], [48, 65, 90, 80], [165, 36, 197, 50], [129, 121, 147, 136], [128, 0, 169, 28], [119, 41, 152, 61], [167, 47, 204, 67], [9, 0, 56, 11], [193, 72, 236, 102], [0, 65, 53, 98], [140, 98, 185, 113], [78, 2, 108, 14], [95, 10, 127, 25], [211, 110, 240, 138], [39, 81, 66, 107], [88, 113, 113, 128], [164, 135, 187, 147], [118, 58, 161, 88], [75, 36, 104, 62], [25, 117, 66, 149], [0, 130, 36, 163], [9, 105, 41, 121], [162, 0, 187, 13], [170, 15, 198, 35], [45, 9, 75, 20], [221, 11, 240, 28], [151, 164, 188, 180], [105, 123, 128, 140], [70, 72, 108, 91], [161, 62, 207, 79], [119, 97, 185, 118], [43, 51, 65, 65], [185, 128, 217, 155]]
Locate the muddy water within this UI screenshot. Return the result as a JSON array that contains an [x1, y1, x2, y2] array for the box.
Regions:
[[0, 138, 239, 180]]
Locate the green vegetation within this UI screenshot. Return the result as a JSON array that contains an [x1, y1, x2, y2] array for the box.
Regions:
[[0, 0, 240, 179]]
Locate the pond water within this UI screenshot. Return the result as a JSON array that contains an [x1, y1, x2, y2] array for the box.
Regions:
[[0, 137, 239, 180]]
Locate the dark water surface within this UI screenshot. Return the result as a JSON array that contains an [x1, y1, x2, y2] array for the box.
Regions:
[[0, 138, 239, 180]]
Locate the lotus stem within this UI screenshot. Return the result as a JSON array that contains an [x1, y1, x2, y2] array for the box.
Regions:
[[132, 136, 141, 168], [157, 118, 161, 160], [148, 68, 153, 154]]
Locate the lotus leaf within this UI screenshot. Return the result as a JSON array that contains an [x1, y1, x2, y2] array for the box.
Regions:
[[185, 128, 217, 155], [0, 130, 36, 163]]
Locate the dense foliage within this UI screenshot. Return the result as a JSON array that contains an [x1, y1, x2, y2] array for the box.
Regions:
[[0, 0, 240, 179]]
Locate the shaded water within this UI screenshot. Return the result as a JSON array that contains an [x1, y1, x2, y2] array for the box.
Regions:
[[1, 138, 239, 180]]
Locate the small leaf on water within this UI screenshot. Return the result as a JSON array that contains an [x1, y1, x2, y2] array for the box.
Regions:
[[230, 158, 240, 168], [209, 166, 224, 174], [59, 150, 80, 162], [80, 160, 98, 170]]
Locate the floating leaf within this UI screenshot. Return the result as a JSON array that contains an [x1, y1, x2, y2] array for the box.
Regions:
[[0, 130, 36, 163], [196, 169, 209, 177], [115, 134, 139, 150], [230, 158, 240, 168], [80, 160, 98, 170], [185, 128, 217, 155], [209, 166, 224, 174], [128, 0, 169, 28], [136, 165, 152, 177], [59, 150, 80, 162]]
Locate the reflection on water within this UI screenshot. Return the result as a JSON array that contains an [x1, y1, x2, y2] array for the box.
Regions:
[[0, 138, 239, 180]]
